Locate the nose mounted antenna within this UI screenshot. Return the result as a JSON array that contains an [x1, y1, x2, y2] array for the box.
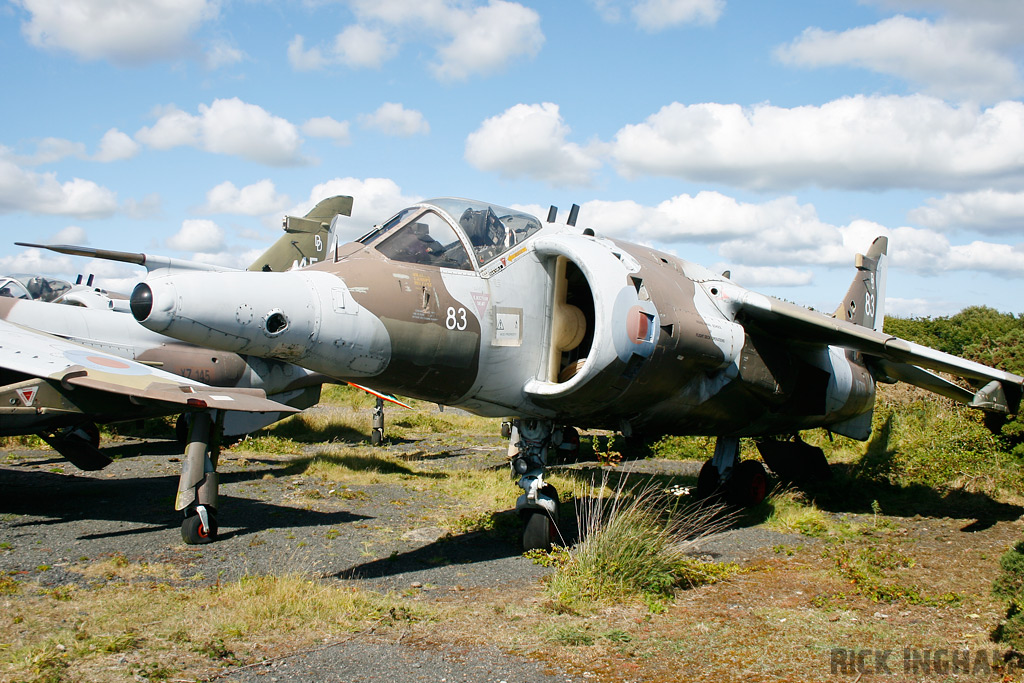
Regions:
[[567, 204, 580, 227], [547, 206, 558, 223]]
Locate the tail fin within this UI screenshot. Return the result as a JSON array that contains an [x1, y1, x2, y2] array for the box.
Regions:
[[247, 195, 354, 272], [835, 236, 887, 332]]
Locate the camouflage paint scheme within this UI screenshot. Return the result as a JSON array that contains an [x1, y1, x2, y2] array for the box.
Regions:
[[58, 198, 1024, 548]]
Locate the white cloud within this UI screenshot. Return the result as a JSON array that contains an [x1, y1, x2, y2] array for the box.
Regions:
[[17, 137, 86, 165], [123, 194, 162, 220], [590, 0, 723, 29], [571, 191, 1024, 280], [0, 158, 118, 218], [287, 35, 328, 71], [291, 0, 543, 81], [290, 177, 422, 240], [135, 98, 307, 166], [717, 264, 814, 288], [302, 116, 351, 145], [16, 0, 219, 65], [0, 248, 74, 276], [201, 180, 290, 216], [465, 103, 602, 186], [333, 25, 395, 69], [50, 225, 87, 244], [93, 128, 140, 162], [610, 95, 1024, 191], [359, 103, 429, 137], [776, 15, 1022, 102], [632, 0, 724, 31], [204, 41, 244, 70], [867, 1, 1024, 26], [430, 1, 544, 81], [167, 219, 224, 252], [908, 190, 1024, 234]]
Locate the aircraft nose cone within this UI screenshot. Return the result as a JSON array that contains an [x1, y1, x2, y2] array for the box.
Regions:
[[130, 283, 153, 321]]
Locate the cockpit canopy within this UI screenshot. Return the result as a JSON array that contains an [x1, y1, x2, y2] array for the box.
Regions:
[[0, 275, 72, 302], [362, 198, 543, 270]]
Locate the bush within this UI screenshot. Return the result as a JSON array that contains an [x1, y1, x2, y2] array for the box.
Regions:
[[546, 476, 735, 610]]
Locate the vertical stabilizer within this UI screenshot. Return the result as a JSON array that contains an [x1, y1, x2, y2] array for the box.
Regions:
[[835, 236, 888, 332], [247, 195, 353, 272]]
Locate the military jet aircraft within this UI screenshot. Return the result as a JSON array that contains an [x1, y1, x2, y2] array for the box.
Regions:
[[7, 195, 354, 461], [36, 197, 1024, 549], [3, 197, 365, 542]]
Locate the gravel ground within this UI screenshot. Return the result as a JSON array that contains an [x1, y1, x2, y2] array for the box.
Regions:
[[0, 434, 800, 682]]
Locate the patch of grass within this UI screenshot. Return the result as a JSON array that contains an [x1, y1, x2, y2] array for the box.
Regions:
[[823, 541, 961, 606], [763, 488, 833, 537], [0, 572, 432, 683], [228, 434, 305, 455], [389, 410, 499, 438], [546, 476, 734, 611], [0, 434, 48, 449], [992, 541, 1024, 649]]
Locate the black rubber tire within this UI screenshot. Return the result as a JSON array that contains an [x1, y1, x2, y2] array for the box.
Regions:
[[522, 510, 556, 551], [370, 427, 383, 445], [175, 414, 191, 445], [181, 512, 218, 544], [77, 422, 100, 450], [696, 458, 722, 500], [729, 460, 769, 507]]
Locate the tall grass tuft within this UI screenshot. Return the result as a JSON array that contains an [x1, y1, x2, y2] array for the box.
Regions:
[[547, 475, 736, 610]]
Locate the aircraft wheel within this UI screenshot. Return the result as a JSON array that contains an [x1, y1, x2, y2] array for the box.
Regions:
[[696, 458, 722, 500], [370, 427, 383, 445], [729, 460, 768, 507], [175, 414, 191, 445], [181, 511, 218, 545], [77, 422, 101, 450], [522, 510, 557, 551]]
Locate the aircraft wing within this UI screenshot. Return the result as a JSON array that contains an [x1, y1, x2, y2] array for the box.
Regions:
[[733, 293, 1023, 412], [347, 382, 412, 409], [0, 318, 294, 414]]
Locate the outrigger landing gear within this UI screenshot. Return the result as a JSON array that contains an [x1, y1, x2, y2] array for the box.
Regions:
[[696, 436, 768, 507], [176, 410, 223, 544], [370, 397, 384, 445], [508, 419, 561, 550], [38, 421, 111, 471]]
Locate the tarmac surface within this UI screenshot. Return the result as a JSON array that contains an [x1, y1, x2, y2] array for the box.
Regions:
[[0, 432, 798, 682]]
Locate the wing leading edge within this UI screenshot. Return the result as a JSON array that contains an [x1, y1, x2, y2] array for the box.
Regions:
[[0, 318, 295, 415]]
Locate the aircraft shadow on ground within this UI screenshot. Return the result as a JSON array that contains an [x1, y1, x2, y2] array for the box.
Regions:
[[334, 510, 526, 581], [0, 461, 372, 541], [550, 448, 1024, 536]]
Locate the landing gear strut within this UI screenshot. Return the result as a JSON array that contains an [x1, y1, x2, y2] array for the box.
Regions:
[[696, 436, 768, 507], [370, 397, 384, 445], [508, 419, 561, 550], [176, 410, 223, 544]]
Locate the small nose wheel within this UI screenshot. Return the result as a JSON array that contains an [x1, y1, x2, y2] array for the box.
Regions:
[[181, 507, 218, 544], [522, 509, 558, 551]]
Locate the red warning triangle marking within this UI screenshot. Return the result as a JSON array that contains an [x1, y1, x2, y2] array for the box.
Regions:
[[16, 386, 38, 406]]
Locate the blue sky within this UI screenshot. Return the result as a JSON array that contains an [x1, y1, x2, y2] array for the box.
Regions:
[[2, 0, 1024, 317]]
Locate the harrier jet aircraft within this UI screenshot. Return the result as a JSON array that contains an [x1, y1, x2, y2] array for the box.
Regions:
[[3, 197, 353, 542], [37, 197, 1024, 549]]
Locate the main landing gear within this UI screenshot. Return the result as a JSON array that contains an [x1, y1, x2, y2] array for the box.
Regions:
[[508, 419, 573, 551], [176, 410, 223, 544], [695, 436, 769, 507]]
